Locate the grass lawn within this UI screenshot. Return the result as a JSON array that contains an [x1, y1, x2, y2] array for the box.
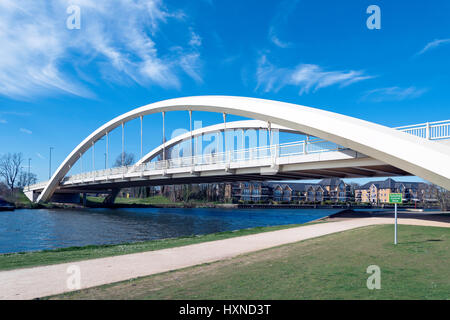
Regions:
[[51, 224, 450, 300], [0, 223, 321, 271]]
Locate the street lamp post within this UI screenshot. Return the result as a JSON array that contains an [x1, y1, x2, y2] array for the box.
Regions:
[[49, 147, 54, 179], [28, 158, 31, 191]]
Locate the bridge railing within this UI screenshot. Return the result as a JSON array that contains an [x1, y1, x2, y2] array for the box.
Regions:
[[59, 138, 347, 184], [25, 181, 48, 191], [396, 120, 450, 140]]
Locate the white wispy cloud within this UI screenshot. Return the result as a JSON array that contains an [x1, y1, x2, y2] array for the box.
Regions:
[[416, 38, 450, 56], [0, 119, 6, 124], [267, 0, 299, 49], [0, 0, 203, 100], [179, 52, 203, 84], [256, 55, 373, 94], [269, 27, 292, 48], [36, 152, 45, 160], [362, 87, 427, 102], [189, 29, 202, 47], [19, 128, 32, 134]]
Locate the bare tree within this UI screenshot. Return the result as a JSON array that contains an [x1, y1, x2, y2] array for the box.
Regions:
[[0, 153, 23, 194], [0, 181, 8, 196], [425, 184, 450, 211], [113, 152, 135, 167], [17, 171, 38, 189]]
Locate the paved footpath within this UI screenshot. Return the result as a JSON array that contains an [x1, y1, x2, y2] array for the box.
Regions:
[[1, 217, 449, 300]]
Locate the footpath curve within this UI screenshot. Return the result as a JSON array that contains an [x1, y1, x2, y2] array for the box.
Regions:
[[0, 216, 449, 300]]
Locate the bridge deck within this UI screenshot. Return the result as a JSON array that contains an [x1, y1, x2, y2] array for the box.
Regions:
[[26, 119, 450, 198]]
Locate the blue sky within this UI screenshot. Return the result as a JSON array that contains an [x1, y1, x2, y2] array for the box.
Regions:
[[0, 0, 449, 183]]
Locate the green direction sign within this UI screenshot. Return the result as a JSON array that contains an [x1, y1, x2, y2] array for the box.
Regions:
[[389, 193, 403, 204]]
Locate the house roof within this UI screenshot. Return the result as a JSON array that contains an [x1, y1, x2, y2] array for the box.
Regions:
[[267, 182, 312, 192], [354, 178, 425, 190], [318, 177, 343, 187], [234, 178, 426, 193]]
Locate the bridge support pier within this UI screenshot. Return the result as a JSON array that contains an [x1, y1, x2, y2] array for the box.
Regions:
[[26, 190, 81, 204], [24, 190, 38, 202], [103, 188, 120, 205]]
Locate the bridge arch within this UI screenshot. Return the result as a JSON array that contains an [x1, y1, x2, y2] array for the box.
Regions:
[[37, 95, 450, 202]]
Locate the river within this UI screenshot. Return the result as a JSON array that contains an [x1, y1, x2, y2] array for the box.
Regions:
[[0, 207, 344, 254]]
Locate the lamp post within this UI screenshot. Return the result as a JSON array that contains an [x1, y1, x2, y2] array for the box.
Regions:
[[28, 158, 31, 191], [49, 147, 54, 179]]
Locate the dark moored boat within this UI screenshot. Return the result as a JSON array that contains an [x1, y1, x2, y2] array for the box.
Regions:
[[0, 199, 15, 211]]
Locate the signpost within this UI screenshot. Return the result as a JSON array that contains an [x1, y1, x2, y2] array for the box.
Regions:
[[389, 193, 402, 244]]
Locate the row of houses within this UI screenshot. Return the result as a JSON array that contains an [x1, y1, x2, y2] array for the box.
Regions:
[[225, 178, 352, 203], [224, 178, 427, 204], [354, 178, 427, 204]]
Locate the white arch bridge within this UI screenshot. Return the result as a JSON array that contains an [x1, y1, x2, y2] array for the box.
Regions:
[[26, 96, 450, 203]]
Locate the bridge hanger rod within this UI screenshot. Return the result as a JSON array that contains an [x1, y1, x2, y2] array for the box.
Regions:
[[80, 153, 83, 174], [223, 113, 227, 155], [105, 131, 109, 169], [242, 128, 245, 160], [92, 141, 95, 170], [140, 116, 143, 159], [268, 121, 272, 157], [162, 112, 166, 162], [189, 110, 193, 164], [121, 122, 125, 166]]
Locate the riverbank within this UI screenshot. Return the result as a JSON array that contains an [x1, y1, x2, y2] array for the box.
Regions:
[[50, 223, 450, 300], [86, 195, 441, 210], [4, 192, 442, 210], [0, 222, 322, 271], [0, 193, 82, 210]]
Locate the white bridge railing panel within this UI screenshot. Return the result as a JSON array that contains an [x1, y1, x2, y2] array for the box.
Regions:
[[430, 122, 450, 139], [396, 120, 450, 140], [58, 138, 346, 184]]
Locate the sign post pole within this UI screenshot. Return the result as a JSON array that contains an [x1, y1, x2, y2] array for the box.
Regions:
[[394, 203, 398, 245], [389, 193, 402, 245]]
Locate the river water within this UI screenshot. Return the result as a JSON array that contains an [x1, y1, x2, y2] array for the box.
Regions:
[[0, 207, 343, 254]]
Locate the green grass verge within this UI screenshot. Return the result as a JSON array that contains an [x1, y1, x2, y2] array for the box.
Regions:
[[52, 224, 450, 300], [1, 190, 57, 209], [87, 195, 180, 205], [87, 195, 229, 206], [0, 222, 327, 271], [14, 191, 32, 205], [1, 190, 33, 207]]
